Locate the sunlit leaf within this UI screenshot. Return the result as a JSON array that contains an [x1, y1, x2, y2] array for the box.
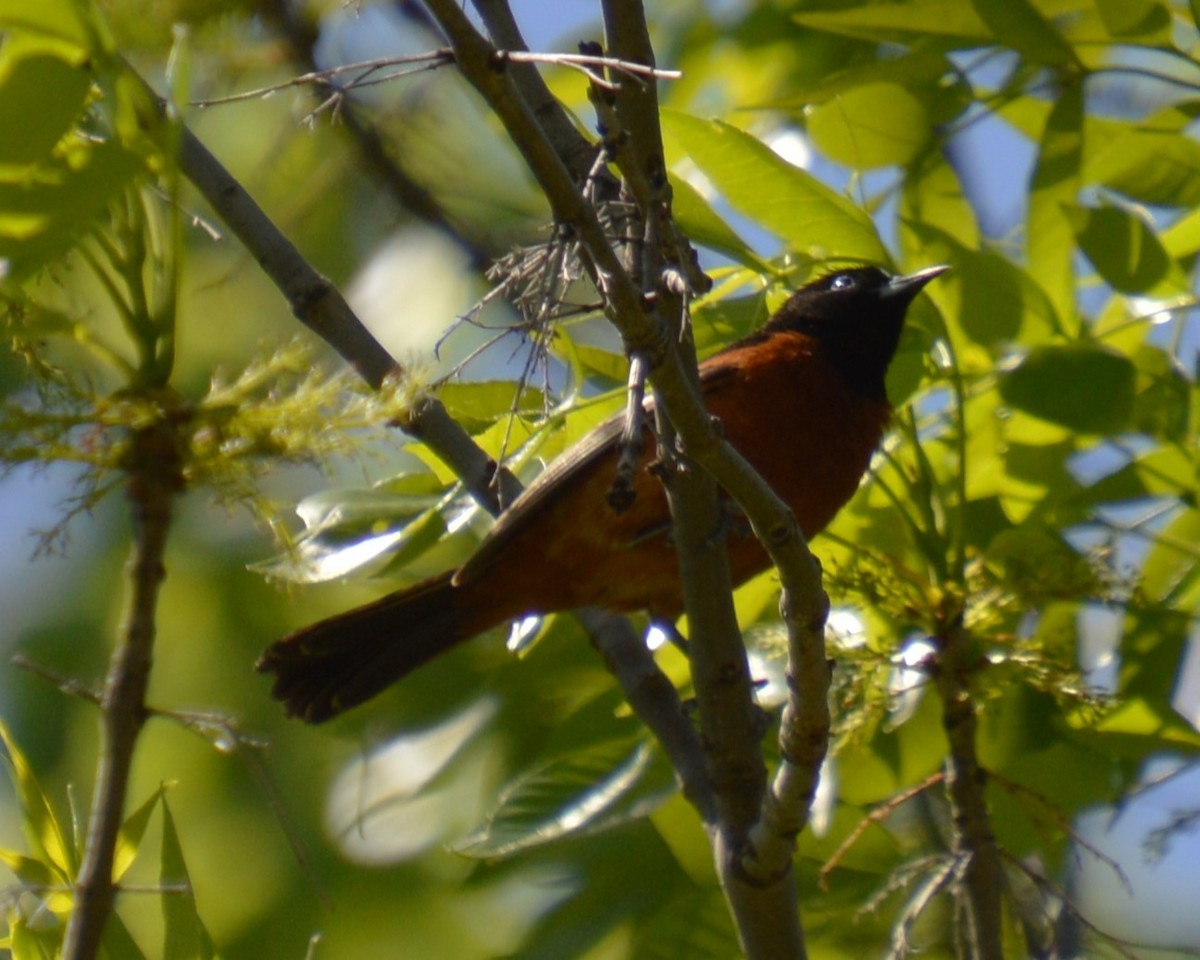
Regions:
[[1139, 507, 1200, 604], [1027, 84, 1083, 330], [0, 0, 91, 47], [1161, 204, 1200, 257], [668, 172, 764, 269], [454, 738, 673, 858], [766, 49, 969, 127], [0, 140, 145, 279], [899, 149, 980, 256], [559, 341, 627, 384], [807, 82, 931, 169], [252, 468, 471, 584], [1083, 446, 1194, 504], [1088, 105, 1200, 208], [436, 381, 546, 434], [691, 290, 772, 359], [113, 783, 168, 883], [661, 111, 885, 261], [0, 723, 75, 880], [1092, 697, 1200, 749]]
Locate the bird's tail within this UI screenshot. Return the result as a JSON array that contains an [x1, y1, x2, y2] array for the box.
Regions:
[[257, 571, 476, 723]]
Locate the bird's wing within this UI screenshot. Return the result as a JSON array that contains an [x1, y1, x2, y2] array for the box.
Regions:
[[454, 357, 743, 586]]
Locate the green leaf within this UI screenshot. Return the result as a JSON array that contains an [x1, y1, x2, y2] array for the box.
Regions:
[[1027, 84, 1084, 329], [103, 915, 152, 960], [0, 37, 91, 165], [899, 149, 980, 256], [1130, 345, 1191, 443], [1066, 202, 1177, 295], [114, 784, 168, 883], [691, 290, 772, 359], [632, 889, 741, 960], [454, 738, 673, 859], [1139, 507, 1200, 604], [661, 111, 885, 261], [767, 49, 970, 127], [1083, 446, 1194, 504], [667, 172, 763, 269], [559, 340, 627, 384], [1093, 0, 1170, 39], [0, 0, 91, 47], [1092, 697, 1200, 749], [9, 919, 59, 960], [806, 82, 931, 169], [0, 723, 75, 879], [1161, 204, 1200, 257], [0, 140, 145, 279], [903, 222, 1057, 347], [792, 0, 990, 45], [968, 0, 1080, 66], [160, 796, 217, 960], [254, 477, 462, 584], [1000, 343, 1135, 433], [1088, 105, 1200, 208], [436, 381, 546, 434], [0, 849, 58, 889], [987, 741, 1116, 861]]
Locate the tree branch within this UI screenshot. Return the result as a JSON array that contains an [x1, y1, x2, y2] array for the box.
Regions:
[[470, 0, 599, 182], [933, 611, 1006, 960], [422, 4, 831, 955], [174, 118, 523, 511], [62, 417, 184, 960]]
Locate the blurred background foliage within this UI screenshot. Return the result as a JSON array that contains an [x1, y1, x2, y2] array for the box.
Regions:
[[4, 0, 1200, 957]]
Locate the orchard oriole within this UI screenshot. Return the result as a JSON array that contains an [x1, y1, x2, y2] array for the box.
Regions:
[[259, 264, 947, 722]]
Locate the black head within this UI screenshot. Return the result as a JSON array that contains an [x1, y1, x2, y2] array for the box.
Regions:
[[765, 264, 949, 401]]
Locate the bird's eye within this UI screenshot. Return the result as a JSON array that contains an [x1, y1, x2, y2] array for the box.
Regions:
[[829, 273, 856, 291]]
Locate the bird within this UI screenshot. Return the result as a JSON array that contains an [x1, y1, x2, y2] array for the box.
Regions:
[[258, 264, 948, 723]]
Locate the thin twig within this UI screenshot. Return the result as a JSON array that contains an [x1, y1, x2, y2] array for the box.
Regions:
[[1001, 852, 1147, 960], [820, 772, 946, 889], [988, 769, 1132, 894], [188, 48, 680, 108], [10, 654, 103, 707]]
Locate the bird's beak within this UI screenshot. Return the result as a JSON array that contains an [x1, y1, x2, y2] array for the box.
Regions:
[[881, 264, 951, 300]]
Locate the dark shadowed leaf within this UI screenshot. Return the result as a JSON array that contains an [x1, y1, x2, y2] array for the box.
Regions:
[[160, 797, 216, 960], [1000, 343, 1135, 433], [968, 0, 1080, 66], [1067, 203, 1176, 294]]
